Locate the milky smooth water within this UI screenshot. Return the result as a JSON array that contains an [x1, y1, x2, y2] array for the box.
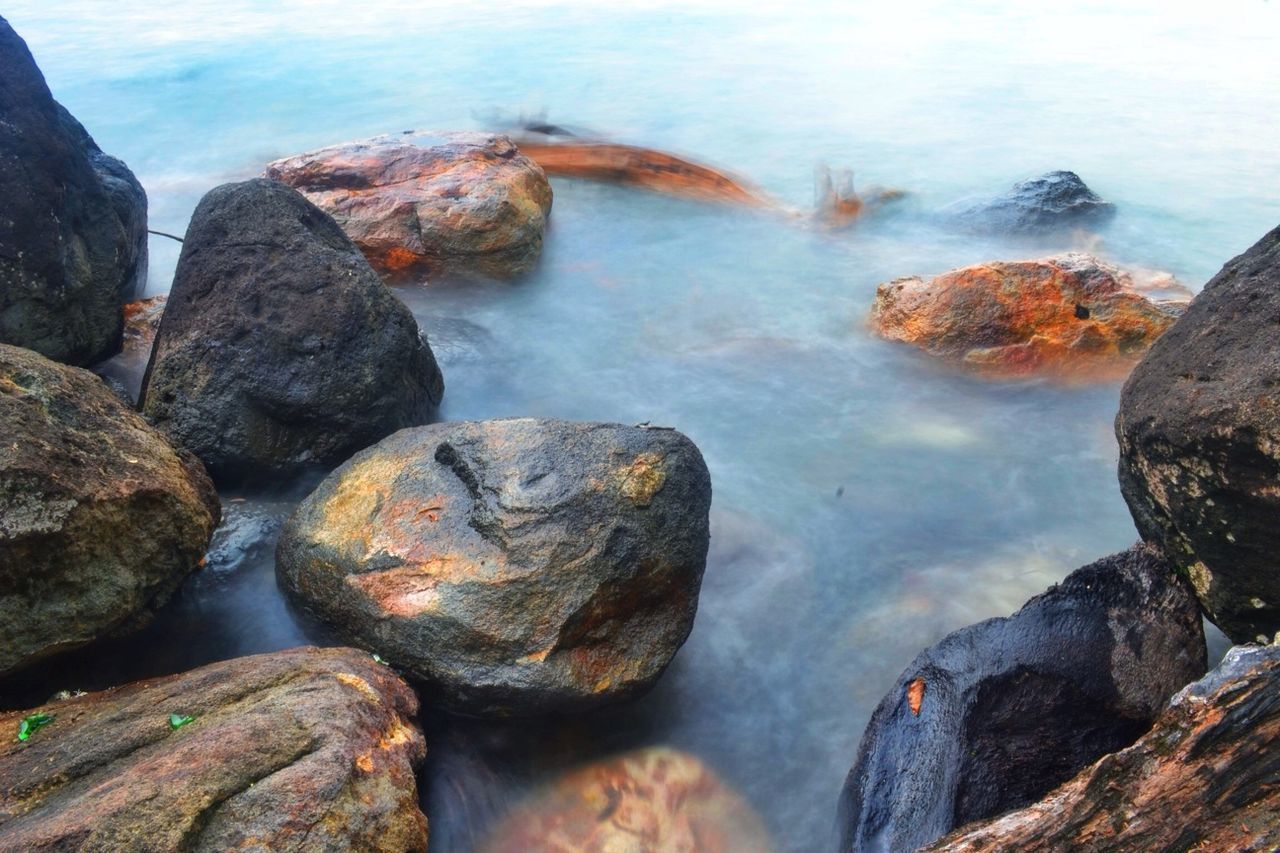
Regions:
[[4, 1, 1277, 849]]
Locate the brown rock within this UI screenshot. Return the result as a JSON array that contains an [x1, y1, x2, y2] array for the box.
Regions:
[[122, 294, 165, 356]]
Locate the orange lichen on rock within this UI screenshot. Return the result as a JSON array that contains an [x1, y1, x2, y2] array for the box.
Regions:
[[907, 677, 926, 715]]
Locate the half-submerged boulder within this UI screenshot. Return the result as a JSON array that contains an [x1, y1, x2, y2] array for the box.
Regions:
[[0, 343, 218, 677], [0, 647, 428, 851], [1117, 225, 1280, 644], [276, 418, 712, 716], [0, 17, 147, 367], [869, 253, 1183, 380], [946, 170, 1115, 235], [139, 178, 442, 485], [927, 643, 1280, 852], [838, 545, 1206, 853], [266, 132, 552, 280]]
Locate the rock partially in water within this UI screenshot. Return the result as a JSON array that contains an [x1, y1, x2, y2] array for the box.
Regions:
[[869, 253, 1182, 380], [121, 294, 165, 356], [267, 131, 552, 280], [480, 748, 771, 853], [0, 647, 428, 851], [838, 545, 1206, 853], [0, 343, 219, 677], [139, 178, 442, 485], [1117, 224, 1280, 644], [276, 418, 712, 716], [946, 170, 1115, 235], [926, 644, 1280, 852], [0, 17, 147, 366]]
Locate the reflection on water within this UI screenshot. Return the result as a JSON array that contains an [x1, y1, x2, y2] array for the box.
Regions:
[[3, 1, 1278, 850]]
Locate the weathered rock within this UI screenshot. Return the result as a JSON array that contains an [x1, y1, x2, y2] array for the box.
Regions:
[[869, 253, 1182, 380], [122, 294, 165, 356], [0, 18, 147, 366], [481, 748, 771, 853], [266, 132, 552, 280], [838, 545, 1206, 853], [1117, 225, 1280, 644], [0, 343, 218, 676], [139, 178, 442, 484], [927, 643, 1280, 852], [947, 170, 1115, 235], [276, 418, 712, 716], [0, 646, 428, 851]]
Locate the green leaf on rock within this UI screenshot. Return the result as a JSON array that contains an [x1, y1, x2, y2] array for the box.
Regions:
[[372, 653, 388, 666], [16, 712, 54, 742], [169, 713, 195, 730]]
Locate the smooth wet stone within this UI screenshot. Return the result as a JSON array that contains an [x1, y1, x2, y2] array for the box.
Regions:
[[139, 178, 442, 485], [838, 545, 1206, 853], [869, 253, 1183, 380], [0, 17, 147, 366], [0, 343, 219, 677], [946, 170, 1115, 235], [0, 647, 428, 851], [266, 131, 552, 280], [276, 418, 712, 717], [1117, 224, 1280, 644]]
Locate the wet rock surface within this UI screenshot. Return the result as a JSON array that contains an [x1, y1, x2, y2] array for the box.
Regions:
[[0, 646, 428, 851], [946, 170, 1115, 235], [838, 545, 1206, 853], [276, 418, 712, 716], [121, 295, 165, 356], [139, 178, 442, 485], [1117, 224, 1280, 644]]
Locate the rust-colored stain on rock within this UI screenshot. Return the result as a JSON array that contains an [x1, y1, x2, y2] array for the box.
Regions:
[[907, 677, 926, 715], [616, 453, 668, 506]]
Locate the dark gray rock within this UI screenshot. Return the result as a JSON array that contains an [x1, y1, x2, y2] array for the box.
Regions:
[[139, 178, 442, 485], [947, 170, 1115, 235], [838, 545, 1206, 853], [1117, 225, 1280, 644], [0, 18, 147, 366], [276, 418, 712, 717]]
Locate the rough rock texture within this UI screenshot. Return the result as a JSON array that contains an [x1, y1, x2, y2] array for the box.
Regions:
[[927, 644, 1280, 852], [139, 179, 442, 484], [0, 17, 147, 366], [0, 343, 219, 676], [838, 545, 1206, 853], [481, 748, 771, 853], [947, 170, 1115, 235], [266, 132, 552, 280], [869, 253, 1182, 380], [122, 294, 165, 357], [1117, 225, 1280, 644], [0, 647, 428, 851], [276, 418, 712, 716]]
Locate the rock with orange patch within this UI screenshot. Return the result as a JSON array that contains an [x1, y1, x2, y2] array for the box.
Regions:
[[122, 294, 166, 356], [266, 132, 552, 280], [276, 418, 712, 716], [481, 748, 771, 853], [868, 253, 1183, 381]]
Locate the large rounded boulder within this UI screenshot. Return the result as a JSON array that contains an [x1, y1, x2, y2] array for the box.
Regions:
[[0, 17, 147, 366], [946, 170, 1115, 235], [276, 418, 712, 716], [1117, 224, 1280, 643], [139, 178, 442, 484], [0, 343, 219, 676], [266, 131, 552, 280]]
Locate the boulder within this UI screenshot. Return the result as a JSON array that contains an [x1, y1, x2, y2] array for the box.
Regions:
[[838, 545, 1206, 853], [0, 343, 218, 677], [926, 644, 1280, 852], [139, 178, 442, 484], [946, 170, 1115, 235], [121, 295, 165, 357], [869, 253, 1182, 380], [276, 418, 712, 716], [480, 748, 771, 853], [0, 647, 428, 851], [1117, 225, 1280, 644], [0, 17, 147, 366], [266, 132, 552, 280]]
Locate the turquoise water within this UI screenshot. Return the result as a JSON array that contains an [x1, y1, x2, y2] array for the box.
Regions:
[[5, 1, 1278, 849]]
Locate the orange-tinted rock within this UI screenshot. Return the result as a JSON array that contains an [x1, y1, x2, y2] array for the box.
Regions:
[[869, 253, 1185, 381], [481, 748, 771, 853], [266, 132, 552, 280], [122, 294, 165, 355]]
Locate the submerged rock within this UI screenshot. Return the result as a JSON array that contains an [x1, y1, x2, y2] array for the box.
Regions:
[[1117, 225, 1280, 644], [276, 418, 712, 716], [838, 545, 1206, 852], [139, 178, 442, 485], [0, 647, 428, 851], [0, 17, 147, 366], [946, 170, 1115, 235], [0, 343, 219, 677], [869, 253, 1182, 380], [927, 644, 1280, 852], [266, 131, 552, 280]]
